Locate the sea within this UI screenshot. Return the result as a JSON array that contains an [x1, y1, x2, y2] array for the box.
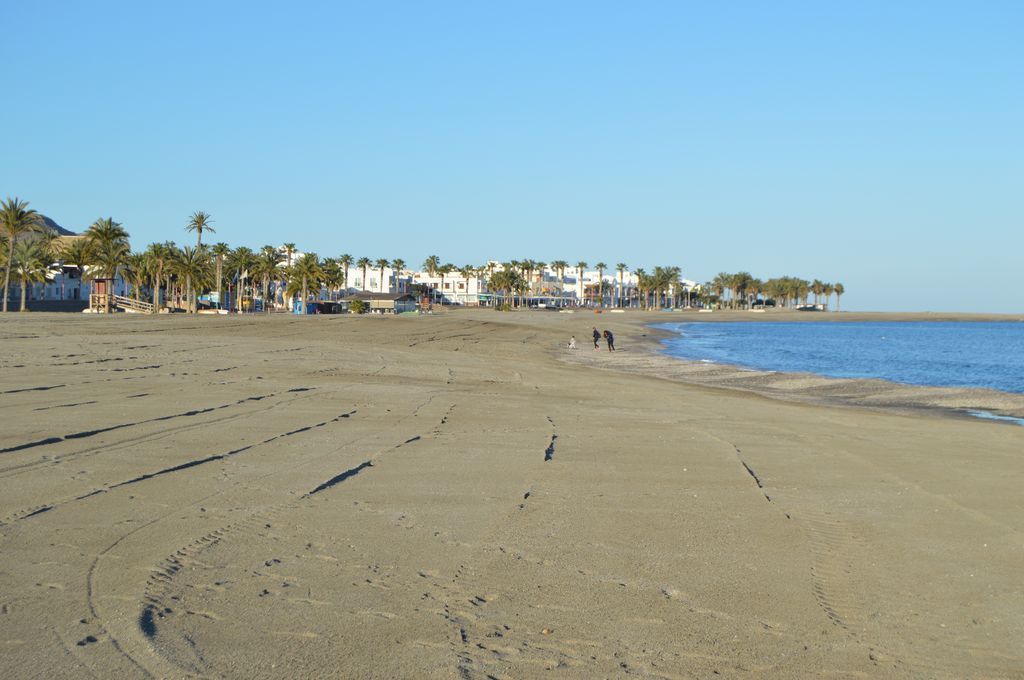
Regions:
[[656, 321, 1024, 396]]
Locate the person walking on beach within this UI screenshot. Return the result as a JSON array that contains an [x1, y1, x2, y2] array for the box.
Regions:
[[568, 335, 577, 350], [592, 327, 601, 350], [603, 329, 615, 351]]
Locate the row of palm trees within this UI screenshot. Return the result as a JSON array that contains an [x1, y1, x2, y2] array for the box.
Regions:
[[707, 272, 845, 310], [1, 199, 328, 314], [4, 196, 847, 314]]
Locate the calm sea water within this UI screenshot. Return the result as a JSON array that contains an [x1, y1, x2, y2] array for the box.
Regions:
[[657, 321, 1024, 395]]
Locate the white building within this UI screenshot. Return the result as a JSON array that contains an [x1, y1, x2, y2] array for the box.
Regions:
[[412, 271, 488, 305], [347, 266, 412, 295]]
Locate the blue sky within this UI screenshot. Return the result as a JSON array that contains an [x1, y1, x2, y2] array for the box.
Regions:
[[3, 1, 1021, 311]]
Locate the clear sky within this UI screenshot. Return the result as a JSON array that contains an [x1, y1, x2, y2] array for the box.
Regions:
[[3, 1, 1021, 311]]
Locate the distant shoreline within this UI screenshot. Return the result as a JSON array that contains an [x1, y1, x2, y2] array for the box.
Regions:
[[598, 309, 1024, 323], [557, 311, 1024, 422]]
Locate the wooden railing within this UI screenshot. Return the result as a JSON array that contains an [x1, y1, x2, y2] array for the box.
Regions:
[[113, 295, 154, 313], [90, 293, 154, 313]]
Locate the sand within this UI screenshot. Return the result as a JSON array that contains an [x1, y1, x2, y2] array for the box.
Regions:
[[1, 310, 1021, 679]]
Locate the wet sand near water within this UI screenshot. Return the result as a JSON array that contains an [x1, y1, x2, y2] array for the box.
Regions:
[[1, 311, 1021, 678]]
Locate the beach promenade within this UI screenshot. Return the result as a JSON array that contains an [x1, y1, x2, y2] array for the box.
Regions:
[[1, 311, 1021, 678]]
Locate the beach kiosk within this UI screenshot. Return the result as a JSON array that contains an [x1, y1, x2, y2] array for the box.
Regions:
[[89, 277, 115, 313]]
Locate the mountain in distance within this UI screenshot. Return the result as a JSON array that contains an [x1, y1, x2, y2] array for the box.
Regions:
[[39, 215, 78, 236]]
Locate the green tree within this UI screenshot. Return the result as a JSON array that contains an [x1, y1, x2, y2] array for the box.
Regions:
[[11, 240, 49, 311], [575, 261, 588, 307], [615, 263, 628, 308], [85, 218, 131, 313], [255, 246, 284, 311], [211, 242, 231, 309], [287, 253, 324, 312], [123, 252, 148, 301], [391, 258, 406, 294], [438, 263, 455, 305], [1, 198, 43, 312], [35, 228, 63, 263], [338, 253, 353, 293], [226, 247, 257, 312], [834, 282, 845, 312], [62, 238, 93, 300], [458, 265, 476, 305], [321, 258, 339, 300], [422, 255, 440, 277], [172, 246, 211, 313], [594, 262, 607, 307], [811, 279, 824, 307], [488, 268, 526, 309], [822, 282, 834, 310], [186, 211, 214, 249], [144, 242, 173, 311], [374, 258, 390, 292], [356, 257, 371, 291], [548, 260, 568, 307]]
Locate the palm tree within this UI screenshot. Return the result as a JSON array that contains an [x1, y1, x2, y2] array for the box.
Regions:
[[11, 240, 49, 311], [438, 263, 455, 305], [282, 243, 296, 267], [391, 258, 406, 293], [488, 268, 525, 308], [338, 253, 353, 294], [548, 260, 568, 307], [1, 198, 43, 312], [834, 282, 845, 312], [356, 257, 371, 292], [574, 261, 588, 307], [811, 279, 824, 307], [186, 211, 214, 249], [822, 282, 834, 311], [62, 238, 94, 302], [85, 218, 131, 313], [594, 262, 607, 308], [226, 247, 257, 312], [255, 246, 283, 311], [211, 242, 230, 309], [172, 246, 210, 313], [144, 242, 172, 311], [288, 253, 324, 312], [123, 252, 148, 301], [322, 258, 344, 300], [615, 263, 628, 308], [374, 258, 390, 292], [458, 265, 476, 305], [35, 228, 62, 263], [422, 255, 440, 277]]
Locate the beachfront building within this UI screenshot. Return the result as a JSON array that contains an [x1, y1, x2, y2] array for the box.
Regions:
[[346, 292, 419, 313], [553, 268, 638, 308], [412, 270, 490, 305], [347, 266, 413, 295]]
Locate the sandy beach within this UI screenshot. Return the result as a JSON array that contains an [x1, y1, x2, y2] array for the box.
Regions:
[[1, 310, 1022, 679]]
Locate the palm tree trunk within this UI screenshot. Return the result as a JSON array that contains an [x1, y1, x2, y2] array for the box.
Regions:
[[2, 239, 15, 313], [216, 257, 223, 309], [19, 277, 27, 311], [186, 276, 193, 314], [152, 267, 161, 312]]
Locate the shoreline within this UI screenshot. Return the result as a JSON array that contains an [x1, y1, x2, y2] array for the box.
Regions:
[[556, 313, 1024, 423], [557, 308, 1024, 323]]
